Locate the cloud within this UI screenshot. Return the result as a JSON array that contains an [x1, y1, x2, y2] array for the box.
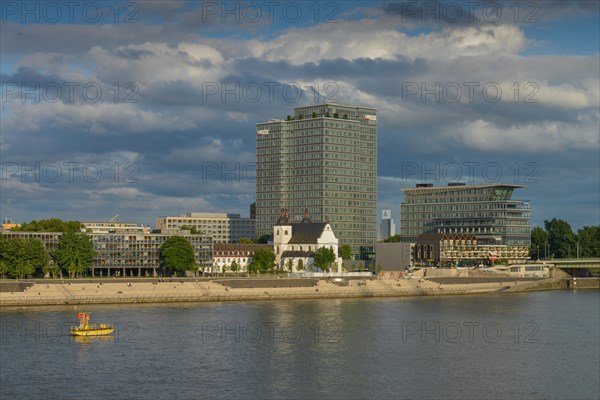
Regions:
[[441, 119, 599, 152], [1, 1, 598, 230]]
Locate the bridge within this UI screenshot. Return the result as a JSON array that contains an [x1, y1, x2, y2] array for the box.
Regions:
[[547, 259, 600, 277]]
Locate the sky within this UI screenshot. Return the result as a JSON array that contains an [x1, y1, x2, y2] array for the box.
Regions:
[[1, 0, 599, 231]]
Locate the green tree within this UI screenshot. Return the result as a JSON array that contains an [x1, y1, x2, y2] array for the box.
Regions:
[[53, 232, 95, 277], [42, 263, 62, 279], [545, 218, 577, 258], [339, 244, 352, 261], [530, 227, 548, 259], [249, 248, 276, 273], [12, 238, 37, 278], [0, 238, 11, 277], [576, 226, 600, 257], [14, 219, 82, 233], [0, 237, 49, 278], [0, 237, 19, 277], [230, 260, 240, 275], [256, 234, 272, 244], [160, 236, 196, 276], [239, 237, 254, 244], [25, 238, 49, 277], [313, 247, 336, 272], [382, 234, 402, 243]]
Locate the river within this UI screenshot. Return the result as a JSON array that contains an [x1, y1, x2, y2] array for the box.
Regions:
[[1, 290, 598, 399]]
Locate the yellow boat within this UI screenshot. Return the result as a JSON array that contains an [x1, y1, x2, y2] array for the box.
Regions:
[[70, 312, 114, 336]]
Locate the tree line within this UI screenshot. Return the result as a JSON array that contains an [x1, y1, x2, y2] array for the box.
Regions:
[[0, 233, 95, 279], [530, 219, 599, 259]]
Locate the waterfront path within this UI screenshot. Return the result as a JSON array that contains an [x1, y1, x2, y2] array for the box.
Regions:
[[2, 275, 595, 306]]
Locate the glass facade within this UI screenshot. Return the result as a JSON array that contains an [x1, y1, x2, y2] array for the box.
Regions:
[[400, 184, 531, 246], [256, 103, 377, 258], [1, 231, 213, 276]]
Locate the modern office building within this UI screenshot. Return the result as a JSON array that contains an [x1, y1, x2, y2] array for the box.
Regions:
[[256, 103, 378, 259], [1, 230, 213, 277], [379, 210, 396, 241], [89, 231, 212, 277], [155, 213, 255, 243], [400, 183, 531, 246]]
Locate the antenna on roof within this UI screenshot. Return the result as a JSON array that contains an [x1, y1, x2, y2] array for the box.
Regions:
[[109, 215, 120, 222]]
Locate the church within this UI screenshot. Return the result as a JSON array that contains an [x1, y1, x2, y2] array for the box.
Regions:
[[273, 209, 342, 273]]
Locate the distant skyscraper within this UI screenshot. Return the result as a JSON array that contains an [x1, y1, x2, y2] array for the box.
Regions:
[[379, 210, 396, 241], [250, 202, 256, 220], [256, 103, 378, 259]]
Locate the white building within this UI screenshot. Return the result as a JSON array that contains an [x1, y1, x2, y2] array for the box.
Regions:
[[212, 243, 272, 273], [273, 209, 342, 272]]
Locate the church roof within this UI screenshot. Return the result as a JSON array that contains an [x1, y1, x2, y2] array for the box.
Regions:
[[287, 222, 328, 244]]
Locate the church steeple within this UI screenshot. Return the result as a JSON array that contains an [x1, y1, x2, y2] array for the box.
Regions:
[[301, 208, 311, 223], [276, 208, 291, 225]]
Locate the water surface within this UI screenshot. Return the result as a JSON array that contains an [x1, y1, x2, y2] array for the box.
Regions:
[[1, 291, 598, 399]]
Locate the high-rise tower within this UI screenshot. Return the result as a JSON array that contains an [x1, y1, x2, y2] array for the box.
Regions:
[[256, 103, 377, 259]]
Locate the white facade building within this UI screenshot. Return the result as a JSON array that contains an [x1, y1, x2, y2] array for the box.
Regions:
[[273, 210, 342, 272], [212, 243, 272, 273]]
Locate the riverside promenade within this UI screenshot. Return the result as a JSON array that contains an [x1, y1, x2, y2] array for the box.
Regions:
[[2, 274, 596, 307]]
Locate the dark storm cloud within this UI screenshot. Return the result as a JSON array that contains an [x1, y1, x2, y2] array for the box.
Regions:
[[1, 66, 63, 87], [0, 22, 157, 54], [143, 80, 205, 106], [135, 1, 186, 21], [382, 0, 599, 27], [534, 0, 600, 15]]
